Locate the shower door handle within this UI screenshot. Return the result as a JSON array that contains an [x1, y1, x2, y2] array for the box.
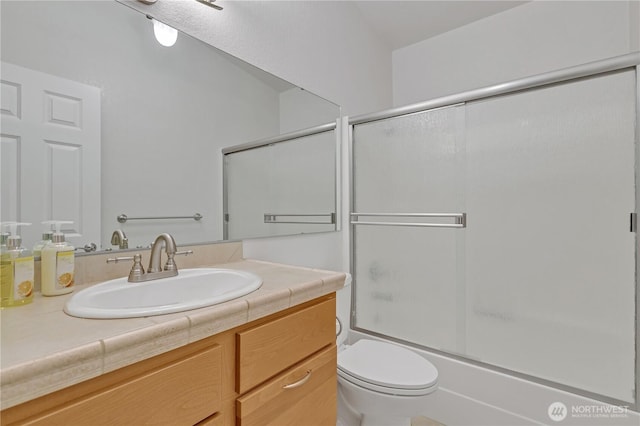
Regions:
[[350, 212, 466, 228]]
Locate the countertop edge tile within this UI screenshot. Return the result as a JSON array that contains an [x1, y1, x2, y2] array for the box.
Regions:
[[322, 273, 348, 293], [246, 287, 293, 323], [289, 278, 326, 307], [0, 341, 103, 410], [187, 298, 249, 343], [102, 316, 191, 374]]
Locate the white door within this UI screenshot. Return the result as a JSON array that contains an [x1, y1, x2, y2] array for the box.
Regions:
[[1, 62, 101, 249]]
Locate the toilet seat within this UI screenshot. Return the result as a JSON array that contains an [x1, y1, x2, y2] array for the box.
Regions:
[[337, 339, 438, 397]]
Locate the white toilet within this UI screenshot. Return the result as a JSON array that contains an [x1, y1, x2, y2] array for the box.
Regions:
[[336, 337, 439, 426], [334, 279, 439, 425]]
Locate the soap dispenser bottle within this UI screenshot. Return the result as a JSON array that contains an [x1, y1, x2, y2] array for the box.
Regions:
[[0, 227, 10, 250], [33, 221, 55, 257], [41, 221, 75, 296], [1, 222, 35, 307]]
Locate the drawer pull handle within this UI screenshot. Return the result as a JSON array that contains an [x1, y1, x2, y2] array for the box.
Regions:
[[282, 370, 312, 389]]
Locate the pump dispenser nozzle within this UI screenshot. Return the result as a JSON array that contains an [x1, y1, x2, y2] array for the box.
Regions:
[[0, 222, 13, 247], [34, 222, 57, 257], [1, 222, 31, 250], [44, 220, 73, 244], [39, 221, 55, 241]]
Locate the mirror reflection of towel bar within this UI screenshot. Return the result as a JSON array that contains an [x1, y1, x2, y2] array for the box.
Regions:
[[117, 213, 203, 223], [264, 213, 336, 225], [350, 212, 466, 228]]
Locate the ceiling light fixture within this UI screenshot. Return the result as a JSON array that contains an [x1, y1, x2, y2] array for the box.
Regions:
[[145, 15, 178, 47]]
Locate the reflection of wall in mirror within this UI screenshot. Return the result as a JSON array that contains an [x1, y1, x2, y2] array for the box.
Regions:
[[0, 1, 287, 249], [279, 88, 339, 134]]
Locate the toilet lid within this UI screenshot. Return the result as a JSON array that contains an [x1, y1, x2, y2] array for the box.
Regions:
[[337, 339, 438, 390]]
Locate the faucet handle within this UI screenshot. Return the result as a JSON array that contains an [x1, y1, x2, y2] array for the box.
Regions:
[[163, 250, 193, 272], [128, 254, 145, 281], [106, 256, 135, 263], [107, 253, 145, 281]]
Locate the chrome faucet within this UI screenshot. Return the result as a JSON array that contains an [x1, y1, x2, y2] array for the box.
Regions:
[[148, 233, 177, 273], [106, 233, 192, 283], [111, 229, 128, 249]]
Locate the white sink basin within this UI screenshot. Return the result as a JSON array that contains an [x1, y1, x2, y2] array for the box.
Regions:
[[64, 268, 262, 319]]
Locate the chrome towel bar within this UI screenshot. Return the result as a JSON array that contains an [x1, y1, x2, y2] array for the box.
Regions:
[[117, 213, 203, 224], [264, 213, 336, 225], [350, 212, 466, 228]]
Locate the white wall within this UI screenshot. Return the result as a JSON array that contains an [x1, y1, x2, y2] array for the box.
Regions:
[[279, 87, 338, 134], [393, 0, 640, 106]]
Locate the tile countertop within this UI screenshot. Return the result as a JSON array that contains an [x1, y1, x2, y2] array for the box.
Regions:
[[0, 259, 347, 410]]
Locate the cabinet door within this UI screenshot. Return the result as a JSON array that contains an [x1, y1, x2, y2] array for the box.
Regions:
[[237, 345, 337, 426], [24, 345, 222, 426]]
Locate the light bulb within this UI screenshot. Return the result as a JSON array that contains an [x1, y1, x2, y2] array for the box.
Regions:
[[152, 19, 178, 47]]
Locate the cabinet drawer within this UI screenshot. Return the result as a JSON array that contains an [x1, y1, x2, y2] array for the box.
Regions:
[[236, 297, 335, 393], [237, 344, 337, 426], [25, 345, 222, 426]]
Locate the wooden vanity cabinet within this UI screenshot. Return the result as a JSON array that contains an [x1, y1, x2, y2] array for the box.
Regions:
[[237, 345, 337, 426], [236, 296, 337, 426], [1, 339, 224, 426], [1, 293, 337, 426]]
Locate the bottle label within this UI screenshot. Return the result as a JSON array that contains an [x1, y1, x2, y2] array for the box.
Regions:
[[1, 256, 12, 304], [55, 250, 75, 290], [13, 257, 34, 300]]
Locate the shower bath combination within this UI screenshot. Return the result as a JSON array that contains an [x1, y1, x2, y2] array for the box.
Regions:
[[347, 52, 639, 416]]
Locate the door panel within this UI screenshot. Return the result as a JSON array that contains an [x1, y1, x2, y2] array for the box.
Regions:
[[1, 62, 101, 247]]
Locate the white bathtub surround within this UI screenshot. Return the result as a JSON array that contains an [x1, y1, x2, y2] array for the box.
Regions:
[[351, 331, 639, 426]]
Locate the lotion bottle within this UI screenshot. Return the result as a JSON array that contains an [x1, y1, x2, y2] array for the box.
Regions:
[[33, 221, 55, 257], [1, 222, 35, 307], [41, 221, 75, 296]]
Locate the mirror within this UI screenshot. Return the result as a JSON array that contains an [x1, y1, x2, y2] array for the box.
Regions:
[[224, 125, 337, 240], [0, 0, 340, 252]]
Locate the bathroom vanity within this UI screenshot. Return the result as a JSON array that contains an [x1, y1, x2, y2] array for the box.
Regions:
[[0, 255, 345, 425]]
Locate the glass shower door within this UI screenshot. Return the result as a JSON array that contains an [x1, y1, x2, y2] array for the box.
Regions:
[[464, 69, 636, 403], [351, 105, 467, 354], [351, 68, 637, 404]]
